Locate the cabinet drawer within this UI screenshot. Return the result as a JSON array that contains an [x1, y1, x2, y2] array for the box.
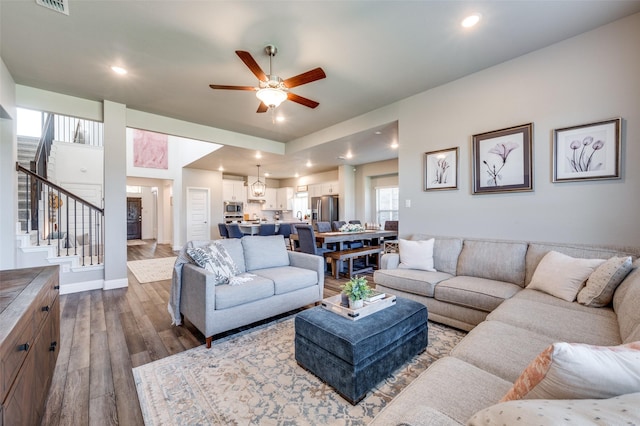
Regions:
[[33, 280, 57, 335], [0, 309, 35, 403]]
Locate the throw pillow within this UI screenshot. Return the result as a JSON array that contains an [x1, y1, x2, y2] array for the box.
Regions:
[[527, 251, 605, 301], [468, 393, 640, 426], [577, 256, 633, 307], [398, 238, 436, 272], [501, 341, 640, 402], [187, 242, 242, 285]]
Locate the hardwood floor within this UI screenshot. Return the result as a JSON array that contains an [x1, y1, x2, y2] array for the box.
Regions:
[[41, 240, 353, 426]]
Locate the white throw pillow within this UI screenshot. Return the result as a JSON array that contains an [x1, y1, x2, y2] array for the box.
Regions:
[[527, 251, 605, 301], [398, 238, 435, 272], [577, 256, 633, 307], [501, 341, 640, 401]]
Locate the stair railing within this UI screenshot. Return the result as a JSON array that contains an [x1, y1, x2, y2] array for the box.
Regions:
[[16, 163, 104, 266]]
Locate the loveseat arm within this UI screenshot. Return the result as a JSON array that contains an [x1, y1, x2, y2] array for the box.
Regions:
[[180, 263, 217, 337], [288, 251, 325, 288], [380, 253, 400, 270]]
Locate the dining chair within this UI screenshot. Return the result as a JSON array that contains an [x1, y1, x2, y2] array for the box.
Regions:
[[348, 220, 361, 225], [332, 220, 346, 231], [315, 221, 332, 233], [259, 223, 276, 236], [277, 223, 293, 250], [218, 223, 229, 238], [226, 223, 244, 239], [294, 225, 333, 273], [384, 220, 398, 231]]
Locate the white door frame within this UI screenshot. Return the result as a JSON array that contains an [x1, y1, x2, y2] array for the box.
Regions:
[[186, 187, 210, 241]]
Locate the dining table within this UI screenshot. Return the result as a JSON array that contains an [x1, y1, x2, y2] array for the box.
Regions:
[[291, 229, 398, 251]]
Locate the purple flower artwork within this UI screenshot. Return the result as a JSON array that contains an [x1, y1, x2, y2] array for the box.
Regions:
[[567, 135, 605, 172], [133, 130, 168, 169], [483, 141, 520, 186]]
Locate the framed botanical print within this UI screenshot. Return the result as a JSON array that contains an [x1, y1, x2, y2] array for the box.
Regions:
[[553, 118, 621, 182], [472, 123, 533, 194], [424, 147, 458, 191]]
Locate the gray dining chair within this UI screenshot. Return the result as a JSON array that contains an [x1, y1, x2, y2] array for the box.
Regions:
[[332, 220, 346, 231], [259, 223, 276, 236], [315, 221, 332, 233], [294, 225, 333, 272], [226, 223, 244, 239], [218, 223, 229, 238]]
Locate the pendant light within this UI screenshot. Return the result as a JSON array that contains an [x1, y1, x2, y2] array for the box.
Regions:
[[251, 164, 266, 197]]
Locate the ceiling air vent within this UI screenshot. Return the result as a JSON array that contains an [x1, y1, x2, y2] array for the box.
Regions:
[[35, 0, 69, 15]]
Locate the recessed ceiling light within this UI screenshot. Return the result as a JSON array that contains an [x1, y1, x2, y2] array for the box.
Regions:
[[275, 116, 285, 123], [111, 65, 127, 75], [256, 152, 262, 159], [294, 173, 299, 178], [345, 152, 353, 159], [306, 160, 312, 168], [391, 142, 399, 149], [218, 166, 224, 171], [375, 131, 382, 135], [264, 172, 270, 177], [461, 13, 481, 28]]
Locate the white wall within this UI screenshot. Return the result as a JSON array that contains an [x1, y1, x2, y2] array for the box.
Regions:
[[354, 159, 399, 224], [396, 13, 640, 247], [0, 58, 17, 269]]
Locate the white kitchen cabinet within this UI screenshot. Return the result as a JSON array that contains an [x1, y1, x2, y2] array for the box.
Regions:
[[322, 181, 339, 195], [276, 187, 294, 210], [308, 184, 322, 198], [223, 180, 246, 203], [261, 188, 278, 210]]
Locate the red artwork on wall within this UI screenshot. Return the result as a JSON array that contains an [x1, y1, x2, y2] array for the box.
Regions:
[[133, 129, 168, 169]]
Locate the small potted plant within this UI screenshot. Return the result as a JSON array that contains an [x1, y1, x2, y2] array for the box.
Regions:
[[341, 275, 373, 309]]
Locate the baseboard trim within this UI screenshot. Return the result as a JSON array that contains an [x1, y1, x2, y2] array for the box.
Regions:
[[104, 278, 129, 291], [60, 279, 104, 295]]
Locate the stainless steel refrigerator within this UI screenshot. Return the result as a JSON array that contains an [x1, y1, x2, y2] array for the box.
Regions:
[[311, 195, 339, 224]]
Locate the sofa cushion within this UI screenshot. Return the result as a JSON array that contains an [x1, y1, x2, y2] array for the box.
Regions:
[[412, 235, 463, 275], [612, 266, 640, 343], [374, 269, 453, 297], [527, 250, 604, 302], [214, 274, 275, 309], [524, 242, 634, 286], [456, 240, 528, 286], [369, 357, 512, 426], [252, 266, 317, 295], [216, 238, 246, 273], [577, 256, 633, 307], [512, 288, 615, 318], [451, 320, 556, 383], [398, 238, 435, 271], [241, 235, 289, 271], [501, 341, 640, 401], [487, 297, 621, 345], [434, 276, 521, 313], [468, 393, 640, 426]]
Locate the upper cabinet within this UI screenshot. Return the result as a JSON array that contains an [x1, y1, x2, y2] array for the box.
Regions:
[[309, 181, 339, 197], [261, 188, 278, 210], [222, 180, 246, 203], [276, 187, 294, 211]]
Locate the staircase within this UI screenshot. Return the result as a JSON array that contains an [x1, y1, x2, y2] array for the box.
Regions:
[[15, 113, 106, 294]]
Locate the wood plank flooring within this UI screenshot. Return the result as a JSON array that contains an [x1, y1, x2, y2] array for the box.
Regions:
[[41, 240, 355, 426]]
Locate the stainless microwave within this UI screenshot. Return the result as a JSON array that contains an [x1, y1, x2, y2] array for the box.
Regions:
[[224, 201, 243, 214]]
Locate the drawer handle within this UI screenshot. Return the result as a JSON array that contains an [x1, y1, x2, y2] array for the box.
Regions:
[[42, 305, 50, 312], [18, 342, 30, 352], [54, 285, 60, 290], [49, 341, 58, 352]]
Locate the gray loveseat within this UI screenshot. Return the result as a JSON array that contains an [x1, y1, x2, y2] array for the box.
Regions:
[[371, 235, 640, 425], [176, 235, 324, 348]]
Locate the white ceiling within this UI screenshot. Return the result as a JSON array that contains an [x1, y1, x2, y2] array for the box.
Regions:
[[2, 1, 639, 178]]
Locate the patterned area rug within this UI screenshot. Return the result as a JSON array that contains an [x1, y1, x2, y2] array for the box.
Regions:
[[133, 316, 466, 425], [127, 256, 176, 283]]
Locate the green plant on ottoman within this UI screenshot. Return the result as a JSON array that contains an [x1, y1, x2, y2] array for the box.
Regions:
[[341, 275, 373, 309]]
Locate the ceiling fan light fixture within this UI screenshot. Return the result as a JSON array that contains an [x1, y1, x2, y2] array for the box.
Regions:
[[256, 87, 287, 108]]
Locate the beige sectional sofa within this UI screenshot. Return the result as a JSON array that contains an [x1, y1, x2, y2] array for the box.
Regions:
[[371, 235, 640, 425]]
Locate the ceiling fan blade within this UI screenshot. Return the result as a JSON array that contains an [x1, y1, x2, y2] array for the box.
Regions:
[[236, 50, 267, 82], [257, 102, 269, 113], [288, 93, 319, 109], [209, 84, 256, 91], [283, 67, 326, 88]]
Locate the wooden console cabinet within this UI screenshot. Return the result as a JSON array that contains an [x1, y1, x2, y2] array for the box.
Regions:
[[0, 266, 60, 426]]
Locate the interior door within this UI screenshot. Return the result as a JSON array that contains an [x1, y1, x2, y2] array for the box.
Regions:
[[186, 187, 210, 241], [127, 197, 142, 240]]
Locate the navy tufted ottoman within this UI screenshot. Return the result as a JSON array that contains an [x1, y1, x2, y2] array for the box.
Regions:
[[294, 297, 428, 404]]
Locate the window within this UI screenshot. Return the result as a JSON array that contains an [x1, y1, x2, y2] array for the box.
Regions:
[[17, 107, 44, 138], [126, 185, 142, 194], [376, 186, 399, 225]]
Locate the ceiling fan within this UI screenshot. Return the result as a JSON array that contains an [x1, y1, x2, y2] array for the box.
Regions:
[[209, 45, 326, 113]]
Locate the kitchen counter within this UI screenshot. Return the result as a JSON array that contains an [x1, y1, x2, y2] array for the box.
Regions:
[[237, 221, 310, 235]]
